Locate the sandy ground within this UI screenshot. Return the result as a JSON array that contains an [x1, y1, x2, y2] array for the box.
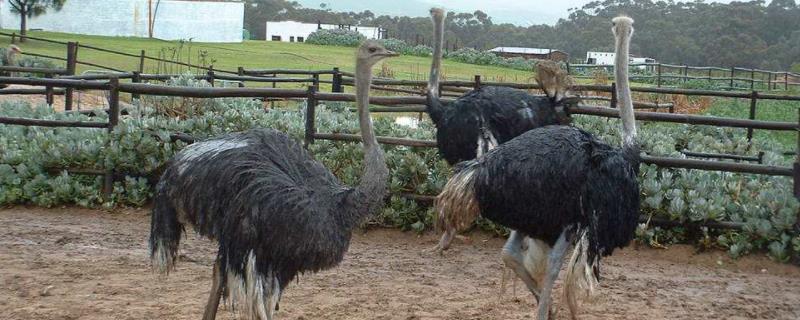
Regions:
[[1, 207, 799, 320], [0, 84, 126, 112]]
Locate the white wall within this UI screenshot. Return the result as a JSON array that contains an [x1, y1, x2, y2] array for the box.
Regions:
[[0, 0, 244, 43], [265, 20, 383, 42]]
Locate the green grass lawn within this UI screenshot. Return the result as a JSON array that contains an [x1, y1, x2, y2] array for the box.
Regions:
[[1, 29, 537, 84]]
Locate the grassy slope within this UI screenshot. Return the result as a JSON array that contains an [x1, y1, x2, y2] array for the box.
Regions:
[[1, 29, 535, 83]]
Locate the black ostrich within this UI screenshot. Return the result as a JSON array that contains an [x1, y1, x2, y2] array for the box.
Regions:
[[425, 8, 575, 252], [435, 16, 640, 320], [149, 41, 397, 320]]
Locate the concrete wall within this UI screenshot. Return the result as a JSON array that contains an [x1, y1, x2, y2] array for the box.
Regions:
[[0, 0, 244, 43], [265, 20, 383, 42]]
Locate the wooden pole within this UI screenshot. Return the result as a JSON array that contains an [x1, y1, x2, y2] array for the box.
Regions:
[[11, 32, 16, 44], [708, 69, 712, 84], [332, 67, 342, 93], [656, 63, 662, 87], [207, 67, 215, 87], [750, 68, 755, 90], [304, 86, 317, 148], [683, 65, 689, 83], [747, 91, 757, 142], [64, 42, 78, 111], [730, 67, 735, 89], [131, 71, 141, 100], [474, 75, 481, 90], [138, 50, 146, 73], [237, 67, 245, 88], [786, 72, 790, 91], [104, 77, 120, 201], [566, 62, 571, 75], [44, 73, 54, 106]]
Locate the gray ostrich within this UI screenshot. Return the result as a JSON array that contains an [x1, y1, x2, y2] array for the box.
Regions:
[[436, 16, 640, 320], [149, 41, 397, 320]]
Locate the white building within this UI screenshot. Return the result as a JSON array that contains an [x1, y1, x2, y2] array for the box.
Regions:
[[265, 20, 386, 43], [0, 0, 244, 43], [586, 51, 656, 70]]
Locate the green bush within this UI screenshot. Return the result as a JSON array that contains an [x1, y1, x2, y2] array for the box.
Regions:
[[377, 38, 432, 57], [445, 47, 537, 71], [1, 75, 798, 261], [306, 29, 366, 47]]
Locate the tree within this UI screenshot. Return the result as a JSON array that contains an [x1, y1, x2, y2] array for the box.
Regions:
[[8, 0, 66, 42]]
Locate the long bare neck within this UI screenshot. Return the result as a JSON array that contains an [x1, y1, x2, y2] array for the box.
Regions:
[[427, 14, 444, 99], [615, 31, 636, 147], [353, 59, 389, 206]]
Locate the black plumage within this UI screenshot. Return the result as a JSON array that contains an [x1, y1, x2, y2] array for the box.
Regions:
[[435, 16, 640, 320], [149, 41, 397, 320], [471, 126, 640, 263], [427, 85, 568, 165]]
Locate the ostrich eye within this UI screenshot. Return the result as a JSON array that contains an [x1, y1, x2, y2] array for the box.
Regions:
[[369, 47, 377, 53]]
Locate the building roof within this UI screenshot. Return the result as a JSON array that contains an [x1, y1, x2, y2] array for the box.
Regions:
[[489, 47, 564, 55]]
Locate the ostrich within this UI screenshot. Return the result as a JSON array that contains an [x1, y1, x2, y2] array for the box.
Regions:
[[148, 40, 397, 320], [435, 16, 640, 320], [0, 45, 22, 88], [425, 8, 575, 252]]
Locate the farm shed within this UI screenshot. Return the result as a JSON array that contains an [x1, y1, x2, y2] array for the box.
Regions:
[[0, 0, 245, 43], [265, 20, 387, 43], [488, 47, 569, 62], [587, 51, 656, 66]]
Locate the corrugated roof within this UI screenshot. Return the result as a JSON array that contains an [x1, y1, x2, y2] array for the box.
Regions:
[[489, 47, 563, 55]]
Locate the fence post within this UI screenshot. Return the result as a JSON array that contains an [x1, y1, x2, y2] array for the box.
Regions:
[[304, 86, 317, 148], [708, 69, 712, 84], [795, 108, 800, 200], [747, 90, 757, 143], [332, 67, 342, 93], [566, 62, 571, 75], [767, 72, 773, 91], [786, 72, 790, 91], [64, 42, 78, 111], [312, 73, 320, 90], [730, 67, 735, 89], [104, 77, 120, 201], [656, 63, 662, 87], [237, 67, 245, 88], [474, 75, 481, 90], [11, 32, 16, 44], [610, 82, 617, 108], [683, 65, 689, 83], [207, 67, 215, 87], [750, 69, 755, 90], [131, 71, 141, 101], [44, 73, 54, 106], [138, 50, 146, 73]]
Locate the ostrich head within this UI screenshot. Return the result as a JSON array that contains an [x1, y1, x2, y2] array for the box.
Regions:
[[612, 16, 634, 40], [535, 60, 573, 103], [356, 40, 398, 68]]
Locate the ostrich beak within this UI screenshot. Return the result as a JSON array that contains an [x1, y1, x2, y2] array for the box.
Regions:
[[381, 50, 399, 57]]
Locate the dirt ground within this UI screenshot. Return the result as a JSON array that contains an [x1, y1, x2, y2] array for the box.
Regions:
[[1, 207, 799, 320], [0, 84, 124, 112]]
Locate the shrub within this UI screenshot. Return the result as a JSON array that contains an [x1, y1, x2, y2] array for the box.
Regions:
[[1, 75, 798, 261], [306, 29, 366, 47], [445, 47, 537, 71]]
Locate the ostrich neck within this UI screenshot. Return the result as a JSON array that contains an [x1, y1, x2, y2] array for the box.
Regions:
[[350, 61, 389, 224], [427, 16, 444, 99], [615, 33, 637, 147]]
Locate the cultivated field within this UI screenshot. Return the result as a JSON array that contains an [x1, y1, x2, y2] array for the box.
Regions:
[[2, 207, 799, 320]]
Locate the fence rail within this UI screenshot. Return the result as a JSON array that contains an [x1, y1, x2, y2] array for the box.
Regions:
[[0, 63, 798, 204]]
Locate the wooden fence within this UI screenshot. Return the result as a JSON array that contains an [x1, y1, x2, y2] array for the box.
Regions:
[[569, 62, 800, 91]]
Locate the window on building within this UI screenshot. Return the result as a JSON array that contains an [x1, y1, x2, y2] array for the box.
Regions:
[[290, 36, 295, 42], [297, 37, 304, 43], [271, 35, 281, 41]]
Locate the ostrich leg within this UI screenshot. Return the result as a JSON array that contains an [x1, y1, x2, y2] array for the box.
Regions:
[[202, 257, 224, 320], [501, 231, 542, 301], [536, 231, 571, 320]]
